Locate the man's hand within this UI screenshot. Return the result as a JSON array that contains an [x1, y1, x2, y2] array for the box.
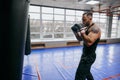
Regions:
[[80, 27, 87, 34]]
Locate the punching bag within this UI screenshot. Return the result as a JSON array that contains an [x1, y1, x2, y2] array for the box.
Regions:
[[0, 0, 30, 80], [25, 15, 31, 55]]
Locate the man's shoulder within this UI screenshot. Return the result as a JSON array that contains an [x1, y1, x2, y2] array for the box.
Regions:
[[93, 23, 101, 30], [90, 23, 101, 33]]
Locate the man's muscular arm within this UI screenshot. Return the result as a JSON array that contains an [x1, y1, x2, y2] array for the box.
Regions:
[[80, 26, 101, 47]]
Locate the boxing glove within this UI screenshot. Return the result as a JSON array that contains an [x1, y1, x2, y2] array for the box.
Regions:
[[71, 23, 84, 33]]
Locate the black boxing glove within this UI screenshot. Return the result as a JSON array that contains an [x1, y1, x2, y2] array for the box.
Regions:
[[71, 23, 84, 33]]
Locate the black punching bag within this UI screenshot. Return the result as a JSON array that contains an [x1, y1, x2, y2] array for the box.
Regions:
[[25, 15, 31, 55], [0, 0, 30, 80]]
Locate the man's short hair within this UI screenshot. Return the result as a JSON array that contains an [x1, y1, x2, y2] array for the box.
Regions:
[[83, 12, 93, 17]]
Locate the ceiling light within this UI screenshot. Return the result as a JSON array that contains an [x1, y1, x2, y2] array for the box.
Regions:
[[86, 0, 99, 5]]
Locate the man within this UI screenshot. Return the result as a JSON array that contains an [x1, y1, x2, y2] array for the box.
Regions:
[[73, 12, 101, 80]]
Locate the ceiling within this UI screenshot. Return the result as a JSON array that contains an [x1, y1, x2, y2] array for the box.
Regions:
[[30, 0, 120, 11]]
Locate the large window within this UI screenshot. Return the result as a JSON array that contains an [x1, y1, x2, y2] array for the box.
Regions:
[[29, 5, 120, 42]]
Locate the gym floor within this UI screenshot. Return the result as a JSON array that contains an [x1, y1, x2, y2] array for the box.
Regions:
[[22, 43, 120, 80]]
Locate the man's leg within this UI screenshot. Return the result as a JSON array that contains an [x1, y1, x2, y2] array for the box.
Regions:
[[75, 63, 86, 80], [75, 59, 87, 80], [86, 72, 94, 80], [85, 54, 96, 80]]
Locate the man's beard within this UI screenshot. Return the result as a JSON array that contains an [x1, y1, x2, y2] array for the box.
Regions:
[[85, 22, 90, 27]]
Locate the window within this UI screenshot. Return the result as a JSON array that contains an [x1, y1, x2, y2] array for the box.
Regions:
[[54, 8, 64, 14], [42, 7, 53, 13], [29, 6, 40, 13], [54, 21, 64, 32], [29, 5, 120, 42], [42, 21, 54, 32]]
